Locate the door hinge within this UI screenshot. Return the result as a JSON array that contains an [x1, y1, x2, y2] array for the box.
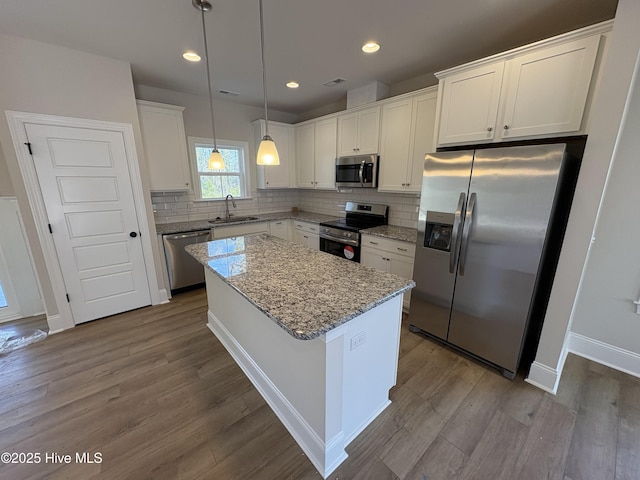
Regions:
[[66, 293, 70, 303], [48, 223, 53, 234], [24, 142, 33, 155]]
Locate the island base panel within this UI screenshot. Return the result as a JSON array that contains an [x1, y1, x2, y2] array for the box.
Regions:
[[204, 269, 403, 478]]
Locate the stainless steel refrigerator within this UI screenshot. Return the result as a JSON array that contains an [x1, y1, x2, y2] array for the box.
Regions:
[[409, 143, 578, 379]]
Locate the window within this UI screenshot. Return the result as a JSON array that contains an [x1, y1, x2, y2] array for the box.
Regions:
[[188, 137, 250, 200]]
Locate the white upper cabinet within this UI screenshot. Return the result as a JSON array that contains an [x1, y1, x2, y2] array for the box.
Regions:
[[379, 88, 438, 193], [500, 36, 600, 139], [436, 24, 609, 146], [253, 120, 296, 189], [296, 123, 315, 188], [137, 100, 191, 192], [438, 62, 505, 145], [337, 106, 380, 156], [295, 116, 337, 189]]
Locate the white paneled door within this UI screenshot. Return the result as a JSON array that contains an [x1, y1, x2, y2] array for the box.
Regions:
[[25, 123, 151, 324]]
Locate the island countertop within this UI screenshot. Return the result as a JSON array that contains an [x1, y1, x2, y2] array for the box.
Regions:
[[186, 234, 415, 340]]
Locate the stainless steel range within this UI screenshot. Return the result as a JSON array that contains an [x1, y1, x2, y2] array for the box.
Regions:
[[319, 202, 388, 262]]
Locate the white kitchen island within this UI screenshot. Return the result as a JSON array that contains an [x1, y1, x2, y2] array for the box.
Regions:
[[186, 234, 414, 478]]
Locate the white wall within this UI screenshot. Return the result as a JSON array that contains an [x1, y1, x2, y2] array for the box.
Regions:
[[0, 33, 161, 319], [0, 149, 14, 197], [0, 198, 44, 321], [528, 0, 640, 392], [568, 53, 640, 358]]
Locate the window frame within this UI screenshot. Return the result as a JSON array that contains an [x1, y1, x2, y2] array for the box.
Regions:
[[187, 136, 251, 201]]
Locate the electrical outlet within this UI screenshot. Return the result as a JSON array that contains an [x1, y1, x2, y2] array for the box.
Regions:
[[350, 331, 366, 351]]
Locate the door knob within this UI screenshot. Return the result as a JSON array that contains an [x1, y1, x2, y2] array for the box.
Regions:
[[129, 232, 138, 238]]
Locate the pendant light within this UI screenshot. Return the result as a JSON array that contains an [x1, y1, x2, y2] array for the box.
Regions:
[[193, 0, 225, 170], [256, 0, 280, 165]]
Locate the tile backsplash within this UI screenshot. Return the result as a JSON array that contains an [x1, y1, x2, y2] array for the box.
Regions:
[[152, 188, 419, 228], [297, 189, 419, 228], [152, 189, 298, 224]]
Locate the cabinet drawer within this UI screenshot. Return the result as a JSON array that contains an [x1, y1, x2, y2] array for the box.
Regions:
[[361, 235, 416, 257], [293, 221, 319, 235]]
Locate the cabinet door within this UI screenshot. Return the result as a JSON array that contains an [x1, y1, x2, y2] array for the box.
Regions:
[[314, 117, 338, 189], [260, 122, 293, 188], [378, 99, 413, 192], [357, 106, 381, 154], [361, 247, 390, 273], [407, 92, 438, 192], [499, 35, 600, 140], [296, 123, 315, 188], [295, 230, 318, 250], [388, 252, 415, 309], [137, 101, 191, 191], [337, 112, 358, 156], [269, 220, 290, 241], [438, 61, 505, 146]]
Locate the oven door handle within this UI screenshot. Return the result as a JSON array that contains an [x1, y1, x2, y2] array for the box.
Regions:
[[319, 233, 359, 247]]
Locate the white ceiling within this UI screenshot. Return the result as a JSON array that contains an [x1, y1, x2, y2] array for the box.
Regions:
[[0, 0, 618, 115]]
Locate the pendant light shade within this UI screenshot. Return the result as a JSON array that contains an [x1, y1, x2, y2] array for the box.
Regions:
[[208, 149, 225, 170], [257, 0, 279, 166], [194, 0, 224, 170], [256, 135, 279, 165]]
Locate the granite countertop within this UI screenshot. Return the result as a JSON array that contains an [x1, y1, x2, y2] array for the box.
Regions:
[[186, 234, 415, 340], [362, 225, 418, 244], [156, 210, 338, 235]]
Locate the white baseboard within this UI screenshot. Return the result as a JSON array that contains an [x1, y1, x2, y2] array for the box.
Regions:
[[526, 362, 561, 394], [568, 332, 640, 379], [343, 399, 391, 446], [46, 314, 74, 334], [157, 288, 170, 304], [207, 311, 347, 479], [526, 344, 569, 395]]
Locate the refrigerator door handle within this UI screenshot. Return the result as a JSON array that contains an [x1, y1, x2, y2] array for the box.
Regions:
[[459, 192, 476, 276], [449, 192, 466, 274]]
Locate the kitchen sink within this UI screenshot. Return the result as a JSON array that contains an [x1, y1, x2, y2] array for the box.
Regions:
[[208, 216, 260, 224]]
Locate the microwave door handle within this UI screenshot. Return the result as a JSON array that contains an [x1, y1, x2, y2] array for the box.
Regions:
[[458, 192, 476, 276], [359, 161, 365, 187], [449, 192, 466, 274]]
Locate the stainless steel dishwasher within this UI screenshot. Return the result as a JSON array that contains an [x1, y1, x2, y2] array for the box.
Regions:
[[162, 230, 211, 292]]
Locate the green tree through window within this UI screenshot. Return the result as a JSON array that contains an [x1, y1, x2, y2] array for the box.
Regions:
[[190, 139, 249, 200]]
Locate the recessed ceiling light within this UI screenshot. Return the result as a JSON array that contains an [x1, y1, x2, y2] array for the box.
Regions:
[[286, 81, 299, 89], [182, 51, 201, 62], [362, 42, 380, 53]]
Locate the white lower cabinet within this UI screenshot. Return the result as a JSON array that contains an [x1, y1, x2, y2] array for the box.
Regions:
[[293, 221, 319, 250], [361, 234, 415, 310], [212, 222, 269, 239], [269, 220, 291, 241]]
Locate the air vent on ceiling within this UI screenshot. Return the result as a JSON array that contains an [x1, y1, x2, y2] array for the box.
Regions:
[[219, 89, 240, 97], [323, 78, 347, 87]]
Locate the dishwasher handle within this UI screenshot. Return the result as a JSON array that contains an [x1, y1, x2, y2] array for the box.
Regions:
[[163, 231, 211, 241]]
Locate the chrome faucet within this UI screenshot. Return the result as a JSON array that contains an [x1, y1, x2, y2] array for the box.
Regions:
[[225, 194, 236, 219]]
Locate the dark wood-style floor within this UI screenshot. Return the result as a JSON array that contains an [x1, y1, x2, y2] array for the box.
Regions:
[[0, 289, 638, 479]]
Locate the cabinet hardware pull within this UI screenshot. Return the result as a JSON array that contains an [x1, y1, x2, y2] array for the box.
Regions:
[[504, 125, 510, 130], [397, 247, 407, 252], [487, 127, 493, 132], [369, 241, 378, 245]]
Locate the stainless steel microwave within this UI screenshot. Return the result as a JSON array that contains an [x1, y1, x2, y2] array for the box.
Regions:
[[335, 154, 379, 188]]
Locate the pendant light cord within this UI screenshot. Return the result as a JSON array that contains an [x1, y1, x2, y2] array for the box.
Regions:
[[201, 5, 218, 151], [259, 0, 270, 137]]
